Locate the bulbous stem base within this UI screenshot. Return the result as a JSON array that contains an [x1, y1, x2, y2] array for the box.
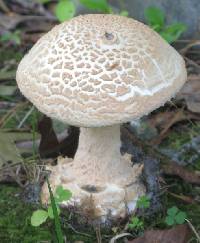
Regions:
[[41, 125, 145, 222]]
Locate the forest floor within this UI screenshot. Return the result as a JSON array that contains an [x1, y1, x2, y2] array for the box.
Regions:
[[0, 2, 200, 243]]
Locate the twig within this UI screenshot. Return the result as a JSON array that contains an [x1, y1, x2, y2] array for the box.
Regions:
[[109, 233, 132, 243], [17, 105, 34, 128], [0, 0, 9, 13], [150, 109, 186, 145], [61, 218, 91, 237], [180, 40, 200, 55], [122, 126, 200, 185], [95, 225, 102, 243], [0, 101, 28, 128], [167, 191, 196, 204], [185, 219, 200, 242], [184, 56, 200, 70], [162, 163, 200, 185]]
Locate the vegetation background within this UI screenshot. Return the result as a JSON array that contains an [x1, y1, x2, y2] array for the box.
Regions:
[[0, 0, 200, 242]]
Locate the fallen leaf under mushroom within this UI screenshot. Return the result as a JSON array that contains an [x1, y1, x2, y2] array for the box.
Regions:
[[128, 224, 191, 243]]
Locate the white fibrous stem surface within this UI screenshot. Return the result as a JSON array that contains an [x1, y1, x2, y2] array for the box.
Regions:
[[42, 125, 145, 221]]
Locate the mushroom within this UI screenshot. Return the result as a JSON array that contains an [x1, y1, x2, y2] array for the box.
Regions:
[[16, 14, 187, 222]]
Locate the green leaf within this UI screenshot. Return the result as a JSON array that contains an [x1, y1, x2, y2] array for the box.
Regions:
[[165, 216, 175, 226], [0, 85, 17, 96], [0, 31, 21, 45], [119, 10, 129, 16], [144, 7, 165, 30], [31, 210, 48, 227], [0, 132, 24, 169], [160, 23, 187, 43], [131, 217, 140, 226], [0, 70, 15, 81], [137, 195, 150, 209], [167, 206, 178, 217], [37, 0, 51, 4], [48, 206, 61, 219], [160, 32, 173, 43], [79, 0, 110, 13], [0, 131, 37, 170], [128, 216, 144, 230], [47, 179, 64, 243], [55, 185, 72, 202], [165, 23, 187, 36], [175, 211, 187, 224], [55, 0, 75, 22], [128, 223, 134, 229]]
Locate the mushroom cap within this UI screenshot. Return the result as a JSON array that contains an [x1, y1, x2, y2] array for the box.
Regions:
[[16, 14, 187, 127]]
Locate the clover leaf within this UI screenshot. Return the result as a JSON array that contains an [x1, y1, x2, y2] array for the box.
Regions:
[[165, 206, 187, 226]]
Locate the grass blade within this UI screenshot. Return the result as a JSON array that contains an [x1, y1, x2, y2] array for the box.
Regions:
[[47, 179, 64, 243]]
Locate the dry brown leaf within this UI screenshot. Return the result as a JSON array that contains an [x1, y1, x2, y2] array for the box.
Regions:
[[0, 0, 9, 13], [162, 162, 200, 185], [178, 77, 200, 113], [148, 111, 179, 129], [180, 40, 200, 55], [128, 224, 191, 243], [0, 13, 55, 35], [38, 115, 59, 158], [150, 110, 186, 145], [38, 116, 79, 159], [148, 109, 200, 145]]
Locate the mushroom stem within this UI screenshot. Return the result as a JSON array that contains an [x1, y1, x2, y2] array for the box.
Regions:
[[41, 125, 145, 218], [73, 125, 132, 186]]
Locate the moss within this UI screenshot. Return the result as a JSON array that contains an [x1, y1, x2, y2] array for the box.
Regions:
[[0, 184, 100, 242], [0, 47, 22, 64], [0, 185, 51, 243], [159, 121, 200, 169], [160, 125, 192, 150]]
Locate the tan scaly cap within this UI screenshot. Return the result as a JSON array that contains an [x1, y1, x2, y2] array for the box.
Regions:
[[16, 14, 187, 127]]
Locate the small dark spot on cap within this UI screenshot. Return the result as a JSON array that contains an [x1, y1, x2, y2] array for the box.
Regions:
[[105, 32, 114, 40]]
